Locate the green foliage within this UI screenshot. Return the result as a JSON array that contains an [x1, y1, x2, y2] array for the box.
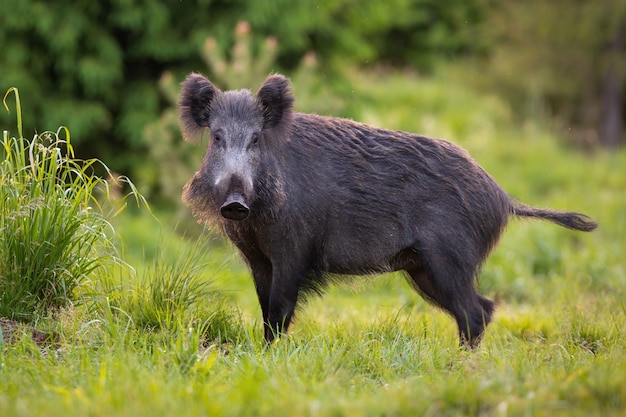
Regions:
[[0, 89, 132, 322], [139, 71, 202, 204], [100, 234, 238, 342], [475, 0, 626, 148], [0, 0, 487, 182], [201, 21, 280, 90], [243, 0, 486, 69]]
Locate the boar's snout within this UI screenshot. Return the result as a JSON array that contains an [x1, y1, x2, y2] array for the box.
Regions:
[[220, 193, 250, 221]]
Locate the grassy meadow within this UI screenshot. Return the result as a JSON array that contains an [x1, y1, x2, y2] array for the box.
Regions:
[[1, 70, 625, 416]]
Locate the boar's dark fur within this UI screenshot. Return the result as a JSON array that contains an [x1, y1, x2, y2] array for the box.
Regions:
[[179, 73, 597, 347]]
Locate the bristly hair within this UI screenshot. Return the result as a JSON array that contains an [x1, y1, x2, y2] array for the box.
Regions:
[[511, 202, 598, 232], [211, 89, 258, 123], [256, 74, 295, 143], [178, 73, 219, 143]]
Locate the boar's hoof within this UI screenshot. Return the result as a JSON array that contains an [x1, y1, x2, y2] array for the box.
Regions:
[[220, 194, 250, 220]]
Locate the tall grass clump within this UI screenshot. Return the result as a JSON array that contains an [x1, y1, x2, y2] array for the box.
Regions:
[[101, 233, 239, 344], [0, 88, 143, 322]]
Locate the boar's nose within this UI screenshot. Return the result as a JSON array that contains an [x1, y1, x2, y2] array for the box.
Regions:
[[220, 193, 250, 221]]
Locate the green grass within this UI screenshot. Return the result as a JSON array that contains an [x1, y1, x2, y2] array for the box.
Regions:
[[0, 88, 127, 321], [1, 70, 625, 416]]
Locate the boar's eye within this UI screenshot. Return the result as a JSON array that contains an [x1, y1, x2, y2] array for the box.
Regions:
[[213, 131, 222, 142], [251, 132, 259, 145]]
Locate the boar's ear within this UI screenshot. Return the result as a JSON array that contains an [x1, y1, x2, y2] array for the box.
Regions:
[[178, 73, 219, 142], [256, 74, 294, 129]]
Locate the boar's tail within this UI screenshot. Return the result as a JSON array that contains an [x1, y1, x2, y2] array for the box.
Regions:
[[511, 203, 598, 232]]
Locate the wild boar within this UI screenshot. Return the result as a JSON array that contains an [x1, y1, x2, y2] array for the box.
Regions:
[[179, 73, 597, 347]]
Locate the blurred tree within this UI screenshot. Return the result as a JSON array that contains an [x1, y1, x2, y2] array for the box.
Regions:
[[200, 21, 279, 90], [0, 0, 487, 180], [0, 0, 219, 173], [481, 0, 626, 149], [244, 0, 487, 69]]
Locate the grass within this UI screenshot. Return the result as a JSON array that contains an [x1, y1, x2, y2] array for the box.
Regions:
[[97, 230, 240, 343], [1, 70, 625, 416], [0, 88, 125, 321]]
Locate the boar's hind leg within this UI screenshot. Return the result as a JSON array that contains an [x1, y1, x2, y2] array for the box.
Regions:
[[405, 261, 494, 348]]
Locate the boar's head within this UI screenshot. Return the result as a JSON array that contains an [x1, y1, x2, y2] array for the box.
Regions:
[[178, 73, 294, 222]]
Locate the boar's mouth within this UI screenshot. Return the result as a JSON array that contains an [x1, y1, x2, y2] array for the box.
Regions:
[[220, 193, 250, 221]]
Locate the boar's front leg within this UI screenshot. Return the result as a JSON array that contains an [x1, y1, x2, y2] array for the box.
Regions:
[[264, 262, 306, 343], [237, 242, 304, 343], [249, 260, 273, 340], [236, 246, 274, 342]]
